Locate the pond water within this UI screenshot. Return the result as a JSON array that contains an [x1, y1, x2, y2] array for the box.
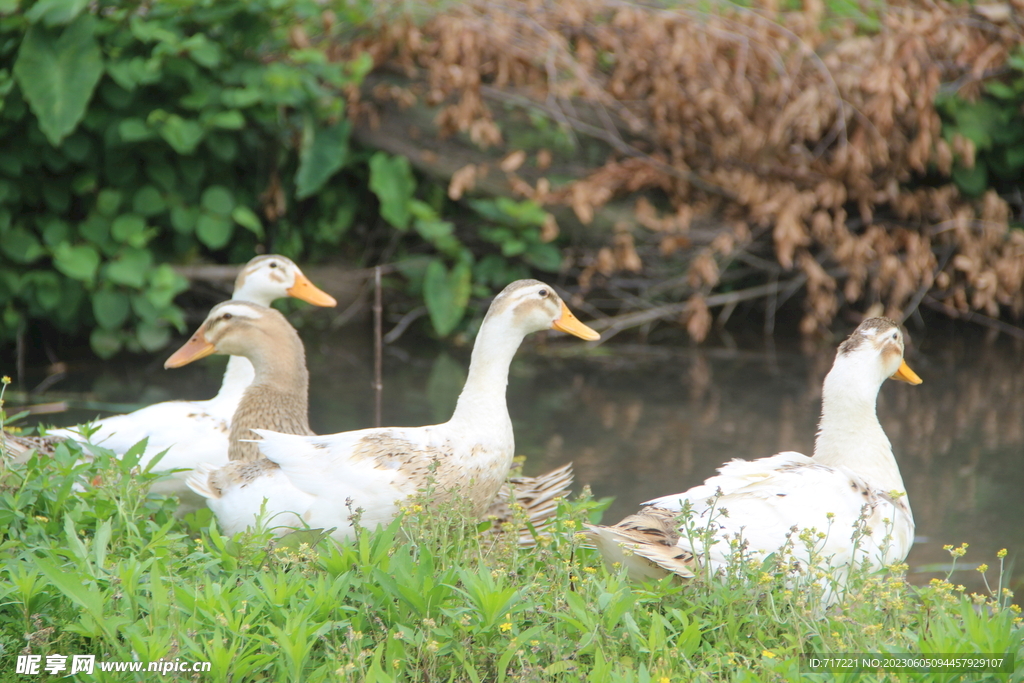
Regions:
[[15, 315, 1024, 593]]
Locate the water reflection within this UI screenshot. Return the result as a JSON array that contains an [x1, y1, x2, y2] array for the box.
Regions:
[[17, 322, 1024, 592]]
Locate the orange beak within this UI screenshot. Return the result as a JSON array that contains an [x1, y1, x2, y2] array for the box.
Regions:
[[889, 359, 922, 385], [165, 328, 217, 369], [551, 302, 601, 341], [287, 273, 337, 307]]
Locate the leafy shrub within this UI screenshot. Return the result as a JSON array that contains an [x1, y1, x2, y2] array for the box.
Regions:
[[365, 152, 563, 336], [938, 47, 1024, 198], [0, 0, 371, 357]]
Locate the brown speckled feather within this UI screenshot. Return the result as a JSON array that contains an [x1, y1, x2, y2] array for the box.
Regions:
[[483, 462, 574, 546]]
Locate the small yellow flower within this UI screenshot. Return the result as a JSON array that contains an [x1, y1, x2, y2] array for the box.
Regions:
[[410, 504, 424, 513], [563, 520, 577, 529], [33, 515, 49, 523], [831, 632, 840, 638], [530, 640, 540, 646], [977, 564, 989, 573], [762, 650, 776, 659], [499, 622, 513, 632], [997, 548, 1007, 559], [660, 678, 671, 683], [1, 376, 10, 384], [583, 566, 597, 574]]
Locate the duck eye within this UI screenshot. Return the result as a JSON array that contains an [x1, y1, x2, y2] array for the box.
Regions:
[[538, 289, 548, 298], [222, 313, 233, 321], [269, 261, 278, 269], [891, 332, 898, 340]]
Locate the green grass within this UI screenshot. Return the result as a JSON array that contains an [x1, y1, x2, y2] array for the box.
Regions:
[[0, 435, 1021, 682]]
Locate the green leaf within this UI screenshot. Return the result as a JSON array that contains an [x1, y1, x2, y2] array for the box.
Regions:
[[136, 320, 171, 352], [40, 216, 70, 246], [208, 110, 245, 130], [425, 352, 467, 423], [196, 213, 233, 249], [221, 87, 262, 108], [104, 247, 153, 288], [95, 189, 122, 217], [132, 185, 166, 216], [155, 113, 204, 154], [952, 163, 987, 197], [14, 17, 104, 146], [231, 206, 264, 238], [1005, 145, 1024, 170], [22, 271, 61, 311], [523, 242, 563, 272], [52, 241, 99, 283], [106, 56, 162, 91], [201, 186, 234, 215], [180, 34, 221, 69], [77, 213, 110, 246], [147, 264, 189, 309], [90, 327, 122, 358], [296, 120, 350, 200], [170, 205, 197, 234], [92, 288, 130, 329], [110, 214, 146, 243], [118, 117, 154, 142], [368, 152, 415, 230], [24, 0, 88, 27], [423, 259, 471, 337], [2, 227, 46, 263]]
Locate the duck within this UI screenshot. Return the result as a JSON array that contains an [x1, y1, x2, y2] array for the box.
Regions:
[[46, 255, 336, 496], [176, 280, 600, 541], [483, 461, 575, 546], [585, 317, 922, 596], [2, 432, 64, 463]]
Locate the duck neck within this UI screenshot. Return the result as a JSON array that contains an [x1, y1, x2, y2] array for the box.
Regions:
[[448, 320, 523, 430], [813, 361, 905, 493], [213, 287, 274, 409], [228, 334, 311, 462]]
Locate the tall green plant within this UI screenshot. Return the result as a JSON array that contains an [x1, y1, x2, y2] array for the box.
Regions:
[[367, 152, 563, 336], [0, 0, 371, 356], [937, 48, 1024, 198]]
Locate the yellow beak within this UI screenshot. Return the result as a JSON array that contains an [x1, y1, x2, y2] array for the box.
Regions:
[[551, 302, 601, 341], [889, 359, 922, 385], [165, 329, 217, 369], [287, 273, 337, 307]]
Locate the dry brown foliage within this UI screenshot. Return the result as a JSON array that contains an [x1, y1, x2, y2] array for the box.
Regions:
[[345, 0, 1024, 338]]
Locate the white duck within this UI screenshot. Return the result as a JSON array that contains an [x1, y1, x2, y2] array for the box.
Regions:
[[586, 317, 922, 596], [48, 255, 336, 496], [179, 280, 599, 540]]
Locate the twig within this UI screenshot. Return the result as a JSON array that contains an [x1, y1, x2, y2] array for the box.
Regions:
[[592, 275, 808, 342], [373, 266, 383, 429], [383, 306, 428, 344], [922, 295, 1024, 341], [764, 272, 779, 336]]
